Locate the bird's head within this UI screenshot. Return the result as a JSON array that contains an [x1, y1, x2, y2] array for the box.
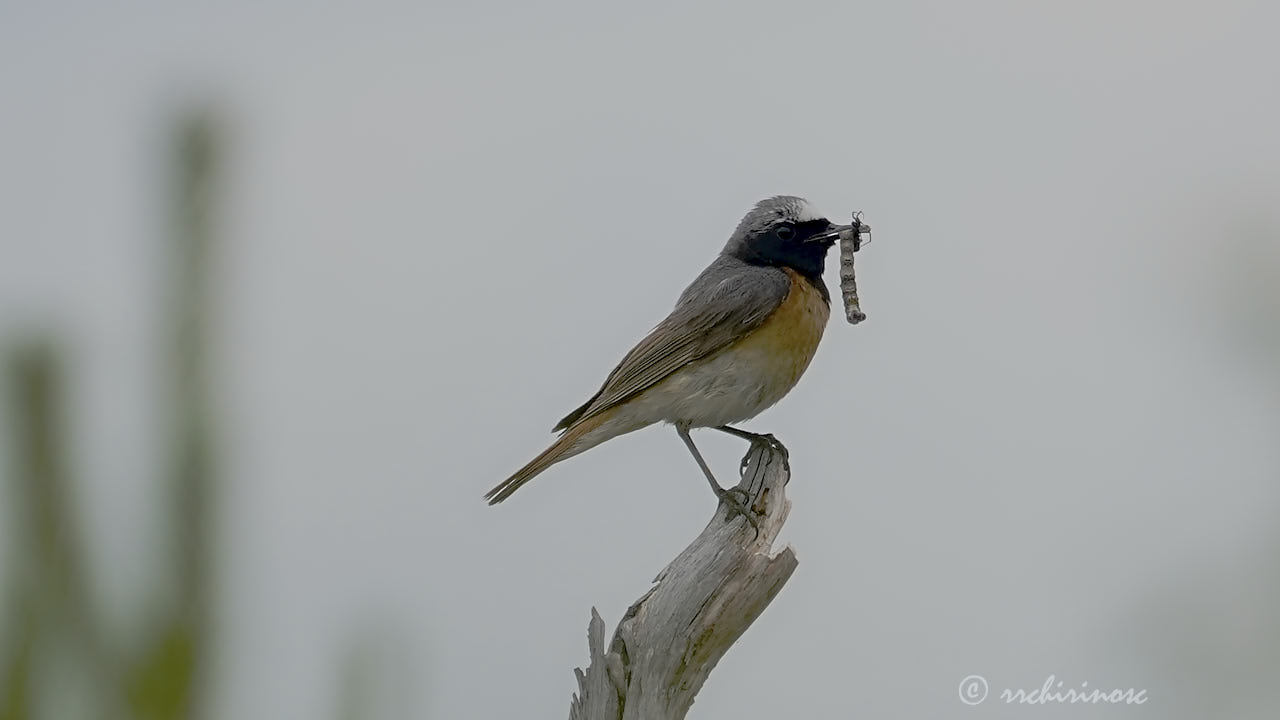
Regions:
[[722, 195, 847, 279]]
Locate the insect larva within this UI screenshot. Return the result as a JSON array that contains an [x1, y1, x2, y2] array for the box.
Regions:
[[839, 212, 870, 325]]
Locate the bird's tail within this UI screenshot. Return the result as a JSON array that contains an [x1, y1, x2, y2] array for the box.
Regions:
[[485, 416, 609, 505]]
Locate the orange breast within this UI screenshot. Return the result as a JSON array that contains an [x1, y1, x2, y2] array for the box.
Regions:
[[726, 268, 830, 400]]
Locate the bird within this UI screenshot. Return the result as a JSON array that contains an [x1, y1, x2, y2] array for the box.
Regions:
[[485, 196, 853, 525]]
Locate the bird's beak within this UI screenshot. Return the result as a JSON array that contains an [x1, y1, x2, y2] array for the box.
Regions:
[[810, 221, 871, 249], [808, 225, 844, 244]]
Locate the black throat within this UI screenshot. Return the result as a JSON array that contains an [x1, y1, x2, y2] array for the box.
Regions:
[[793, 264, 832, 304], [730, 221, 833, 303]]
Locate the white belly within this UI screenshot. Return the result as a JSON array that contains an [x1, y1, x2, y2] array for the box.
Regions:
[[625, 347, 805, 426]]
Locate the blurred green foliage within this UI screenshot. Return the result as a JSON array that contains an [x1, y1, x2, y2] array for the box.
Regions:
[[0, 110, 396, 720], [0, 102, 409, 719], [0, 114, 217, 720]]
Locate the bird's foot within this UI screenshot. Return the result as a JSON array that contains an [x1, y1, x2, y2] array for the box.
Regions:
[[715, 486, 761, 538], [753, 432, 789, 460], [738, 432, 790, 476]]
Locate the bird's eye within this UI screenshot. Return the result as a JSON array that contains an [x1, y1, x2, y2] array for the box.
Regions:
[[776, 224, 795, 241]]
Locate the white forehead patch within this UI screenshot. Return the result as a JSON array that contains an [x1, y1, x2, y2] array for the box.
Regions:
[[792, 199, 827, 223]]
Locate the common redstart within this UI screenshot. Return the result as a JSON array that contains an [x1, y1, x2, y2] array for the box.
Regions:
[[486, 196, 858, 525]]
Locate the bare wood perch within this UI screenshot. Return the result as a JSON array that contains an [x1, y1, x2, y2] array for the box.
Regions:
[[569, 443, 797, 720]]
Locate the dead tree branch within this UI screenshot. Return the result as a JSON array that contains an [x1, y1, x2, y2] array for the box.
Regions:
[[569, 443, 798, 720]]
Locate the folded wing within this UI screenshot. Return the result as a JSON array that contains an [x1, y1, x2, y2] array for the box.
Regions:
[[553, 259, 791, 432]]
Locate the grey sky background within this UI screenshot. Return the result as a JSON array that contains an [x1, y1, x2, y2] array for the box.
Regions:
[[2, 2, 1279, 718]]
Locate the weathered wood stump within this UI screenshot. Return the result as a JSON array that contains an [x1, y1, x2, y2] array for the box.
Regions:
[[569, 443, 798, 720]]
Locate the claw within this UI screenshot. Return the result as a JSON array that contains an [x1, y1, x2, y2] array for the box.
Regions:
[[715, 487, 761, 539], [738, 433, 789, 475], [749, 434, 789, 476], [756, 433, 788, 460]]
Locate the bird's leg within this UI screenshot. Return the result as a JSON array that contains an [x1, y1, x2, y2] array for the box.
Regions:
[[675, 424, 760, 535], [714, 425, 789, 475]]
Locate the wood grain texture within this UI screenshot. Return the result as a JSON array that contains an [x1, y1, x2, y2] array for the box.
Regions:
[[568, 443, 798, 720]]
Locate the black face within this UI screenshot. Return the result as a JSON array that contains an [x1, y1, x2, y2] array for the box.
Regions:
[[733, 218, 837, 279]]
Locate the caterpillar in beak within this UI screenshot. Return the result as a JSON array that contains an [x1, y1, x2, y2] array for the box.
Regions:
[[838, 212, 870, 325]]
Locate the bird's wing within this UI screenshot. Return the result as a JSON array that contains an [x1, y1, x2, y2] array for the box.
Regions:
[[553, 260, 792, 432]]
